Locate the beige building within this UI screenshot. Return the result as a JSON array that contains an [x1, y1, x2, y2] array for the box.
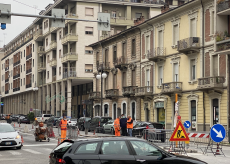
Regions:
[[0, 0, 182, 117]]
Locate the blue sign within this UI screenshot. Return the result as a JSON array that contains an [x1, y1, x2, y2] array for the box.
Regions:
[[184, 121, 191, 128], [210, 124, 226, 143]]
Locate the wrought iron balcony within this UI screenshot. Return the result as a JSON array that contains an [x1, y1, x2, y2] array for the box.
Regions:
[[105, 89, 119, 99], [135, 86, 153, 98], [5, 79, 9, 83], [147, 48, 166, 62], [26, 83, 31, 88], [89, 92, 101, 100], [5, 90, 9, 94], [177, 37, 200, 54], [161, 82, 182, 95], [26, 68, 32, 74], [98, 62, 110, 73], [26, 53, 32, 60], [197, 76, 225, 90], [122, 86, 137, 97], [13, 87, 20, 92], [114, 56, 128, 70], [217, 1, 230, 13], [13, 74, 20, 79], [13, 60, 20, 67]]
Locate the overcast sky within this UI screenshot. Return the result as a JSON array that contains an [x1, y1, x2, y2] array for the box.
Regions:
[[0, 0, 54, 48]]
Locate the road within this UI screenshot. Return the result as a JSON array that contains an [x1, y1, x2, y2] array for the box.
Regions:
[[1, 121, 230, 164]]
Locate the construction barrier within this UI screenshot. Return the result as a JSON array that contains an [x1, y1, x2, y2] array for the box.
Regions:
[[58, 125, 79, 140]]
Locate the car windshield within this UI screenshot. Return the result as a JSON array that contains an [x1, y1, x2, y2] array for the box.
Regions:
[[133, 122, 143, 128], [54, 141, 73, 153], [85, 118, 91, 121], [0, 124, 15, 133], [101, 118, 111, 123]]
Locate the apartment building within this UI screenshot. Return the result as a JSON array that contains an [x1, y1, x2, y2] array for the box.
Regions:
[[0, 49, 4, 114], [0, 0, 181, 117]]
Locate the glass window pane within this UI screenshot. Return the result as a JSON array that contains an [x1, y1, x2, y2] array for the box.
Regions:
[[101, 141, 129, 155], [75, 142, 98, 154]]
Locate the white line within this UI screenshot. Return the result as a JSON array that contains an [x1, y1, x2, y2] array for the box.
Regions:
[[0, 158, 25, 161], [23, 144, 57, 147], [9, 151, 22, 155], [43, 148, 53, 152], [22, 149, 42, 154]]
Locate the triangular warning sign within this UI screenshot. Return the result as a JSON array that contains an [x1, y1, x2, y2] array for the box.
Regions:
[[169, 120, 190, 142]]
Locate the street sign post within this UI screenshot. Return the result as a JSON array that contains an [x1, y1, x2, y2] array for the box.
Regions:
[[210, 124, 226, 143], [170, 120, 190, 142], [184, 121, 191, 129]]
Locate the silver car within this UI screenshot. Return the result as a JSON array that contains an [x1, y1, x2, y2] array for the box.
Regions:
[[102, 119, 114, 134]]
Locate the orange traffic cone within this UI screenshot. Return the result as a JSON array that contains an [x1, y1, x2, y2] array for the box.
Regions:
[[21, 136, 24, 144]]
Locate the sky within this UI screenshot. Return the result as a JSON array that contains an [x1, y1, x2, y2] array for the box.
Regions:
[[0, 0, 54, 48]]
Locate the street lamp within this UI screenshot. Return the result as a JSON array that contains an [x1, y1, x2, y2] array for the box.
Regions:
[[96, 72, 107, 116], [33, 84, 38, 118]]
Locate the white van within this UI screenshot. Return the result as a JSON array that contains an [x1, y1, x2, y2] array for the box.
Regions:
[[36, 114, 53, 123]]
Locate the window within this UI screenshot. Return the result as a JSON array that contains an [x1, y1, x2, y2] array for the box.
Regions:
[[211, 11, 214, 35], [146, 35, 150, 53], [191, 100, 196, 130], [131, 70, 136, 86], [59, 67, 61, 75], [112, 11, 116, 18], [33, 44, 34, 52], [113, 46, 117, 63], [24, 50, 25, 57], [158, 30, 163, 48], [101, 141, 129, 155], [47, 71, 49, 79], [122, 42, 127, 57], [33, 74, 34, 83], [104, 104, 108, 116], [146, 69, 150, 86], [59, 31, 62, 40], [130, 141, 162, 157], [113, 74, 117, 89], [24, 64, 25, 71], [122, 72, 126, 87], [85, 8, 94, 16], [213, 99, 219, 125], [21, 79, 22, 86], [11, 83, 12, 89], [85, 46, 93, 54], [33, 59, 34, 67], [173, 63, 178, 82], [173, 24, 179, 45], [75, 142, 98, 154], [132, 39, 136, 57], [190, 18, 196, 37], [135, 13, 142, 19], [132, 102, 136, 120], [54, 142, 73, 153], [158, 66, 163, 85], [23, 78, 25, 85], [85, 64, 93, 73], [46, 38, 48, 46], [21, 65, 22, 72], [85, 27, 93, 35], [190, 59, 196, 80], [213, 55, 218, 76]]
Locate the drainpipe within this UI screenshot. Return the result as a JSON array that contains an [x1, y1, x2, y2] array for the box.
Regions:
[[137, 27, 142, 121], [201, 0, 206, 131]]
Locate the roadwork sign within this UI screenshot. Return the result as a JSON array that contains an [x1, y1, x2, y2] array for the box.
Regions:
[[170, 120, 190, 142]]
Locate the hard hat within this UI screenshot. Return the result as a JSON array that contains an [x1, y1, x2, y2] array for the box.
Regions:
[[35, 118, 37, 121]]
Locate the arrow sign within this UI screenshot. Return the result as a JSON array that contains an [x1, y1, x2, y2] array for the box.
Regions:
[[184, 121, 191, 129], [210, 124, 226, 143]]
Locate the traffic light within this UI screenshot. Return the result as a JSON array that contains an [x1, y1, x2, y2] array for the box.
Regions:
[[1, 23, 6, 30], [0, 3, 11, 30]]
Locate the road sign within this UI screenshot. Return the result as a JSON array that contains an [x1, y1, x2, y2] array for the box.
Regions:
[[170, 120, 190, 142], [0, 4, 11, 24], [97, 13, 110, 31], [210, 124, 226, 143], [51, 9, 65, 28], [184, 121, 191, 128]]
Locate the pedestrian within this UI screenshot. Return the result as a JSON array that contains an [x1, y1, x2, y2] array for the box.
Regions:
[[114, 116, 121, 136], [59, 114, 67, 142], [127, 115, 133, 137], [120, 114, 127, 136]]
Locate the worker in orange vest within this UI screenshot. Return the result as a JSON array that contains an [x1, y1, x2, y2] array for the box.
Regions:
[[114, 116, 121, 136], [127, 115, 133, 137], [59, 114, 67, 142]]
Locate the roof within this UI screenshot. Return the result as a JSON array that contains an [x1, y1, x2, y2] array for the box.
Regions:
[[72, 137, 146, 143]]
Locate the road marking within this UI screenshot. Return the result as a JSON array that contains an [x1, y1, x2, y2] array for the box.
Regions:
[[23, 149, 42, 154], [23, 144, 57, 147], [0, 158, 25, 161], [9, 151, 22, 155], [43, 148, 53, 152]]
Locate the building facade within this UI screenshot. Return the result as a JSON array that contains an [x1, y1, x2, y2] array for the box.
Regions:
[[0, 0, 181, 117]]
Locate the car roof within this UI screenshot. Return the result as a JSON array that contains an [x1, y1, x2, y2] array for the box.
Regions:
[[72, 137, 145, 143]]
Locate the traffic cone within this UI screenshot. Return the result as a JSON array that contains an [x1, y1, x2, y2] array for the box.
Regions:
[[19, 123, 20, 127], [32, 124, 34, 129], [21, 136, 24, 143], [78, 129, 80, 135], [93, 130, 95, 135], [14, 123, 15, 127], [215, 143, 221, 155]]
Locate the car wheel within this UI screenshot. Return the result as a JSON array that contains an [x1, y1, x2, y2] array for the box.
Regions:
[[16, 146, 22, 149]]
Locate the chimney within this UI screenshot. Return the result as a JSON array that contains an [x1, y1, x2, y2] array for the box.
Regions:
[[134, 16, 145, 26], [161, 4, 170, 14]]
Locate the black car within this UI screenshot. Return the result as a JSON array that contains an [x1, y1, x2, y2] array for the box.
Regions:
[[19, 116, 30, 124], [49, 137, 207, 164], [89, 116, 112, 133], [77, 117, 92, 131], [11, 115, 20, 122]]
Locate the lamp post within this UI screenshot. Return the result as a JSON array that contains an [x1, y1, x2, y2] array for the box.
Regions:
[[96, 72, 107, 116], [33, 83, 38, 118]]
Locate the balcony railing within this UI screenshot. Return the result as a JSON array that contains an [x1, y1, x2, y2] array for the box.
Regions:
[[5, 79, 9, 83], [33, 29, 43, 40], [26, 53, 32, 60], [5, 65, 9, 71], [26, 68, 32, 74], [197, 76, 225, 90], [98, 62, 110, 72], [63, 71, 77, 78], [105, 89, 119, 99], [13, 60, 20, 66], [61, 52, 78, 63], [147, 48, 166, 62], [13, 74, 20, 79], [177, 37, 200, 53], [217, 1, 230, 13], [52, 75, 56, 82], [13, 87, 20, 92], [38, 46, 45, 54], [5, 90, 9, 94], [50, 58, 57, 67], [38, 62, 46, 72], [161, 82, 182, 94], [89, 92, 101, 100], [135, 86, 153, 97], [122, 86, 137, 97], [216, 39, 230, 52], [114, 56, 128, 70], [26, 83, 31, 88], [61, 33, 78, 45]]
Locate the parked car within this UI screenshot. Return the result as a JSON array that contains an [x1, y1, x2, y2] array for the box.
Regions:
[[47, 116, 60, 127], [49, 137, 207, 164], [67, 118, 78, 126], [77, 117, 91, 131], [12, 115, 20, 122], [0, 114, 6, 120], [89, 116, 112, 132], [19, 116, 30, 124], [102, 119, 114, 134], [0, 123, 22, 149], [36, 114, 54, 123]]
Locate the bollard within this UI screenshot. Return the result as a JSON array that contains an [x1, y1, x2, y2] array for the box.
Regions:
[[24, 125, 29, 133], [85, 128, 88, 135]]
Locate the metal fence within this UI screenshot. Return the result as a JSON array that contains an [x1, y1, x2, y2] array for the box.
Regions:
[[58, 125, 79, 140]]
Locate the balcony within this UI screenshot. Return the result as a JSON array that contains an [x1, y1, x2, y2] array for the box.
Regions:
[[122, 86, 137, 97], [147, 48, 166, 62], [61, 33, 78, 45], [39, 79, 46, 86], [5, 79, 9, 83], [98, 62, 110, 73], [26, 83, 31, 88], [33, 29, 43, 41], [52, 75, 56, 82], [65, 13, 78, 24], [13, 60, 20, 67], [89, 92, 101, 100], [161, 82, 182, 96], [135, 86, 153, 99], [5, 66, 9, 71], [38, 62, 46, 72], [216, 38, 230, 54], [38, 46, 45, 56], [46, 41, 57, 53], [13, 87, 20, 92], [50, 58, 57, 67], [105, 89, 119, 99], [63, 71, 77, 79], [177, 37, 200, 54], [13, 74, 20, 79], [217, 1, 230, 15], [197, 76, 225, 91], [50, 27, 59, 33], [5, 90, 9, 94], [110, 17, 133, 26], [114, 56, 128, 71], [26, 68, 32, 74], [61, 52, 78, 63], [26, 53, 32, 60]]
